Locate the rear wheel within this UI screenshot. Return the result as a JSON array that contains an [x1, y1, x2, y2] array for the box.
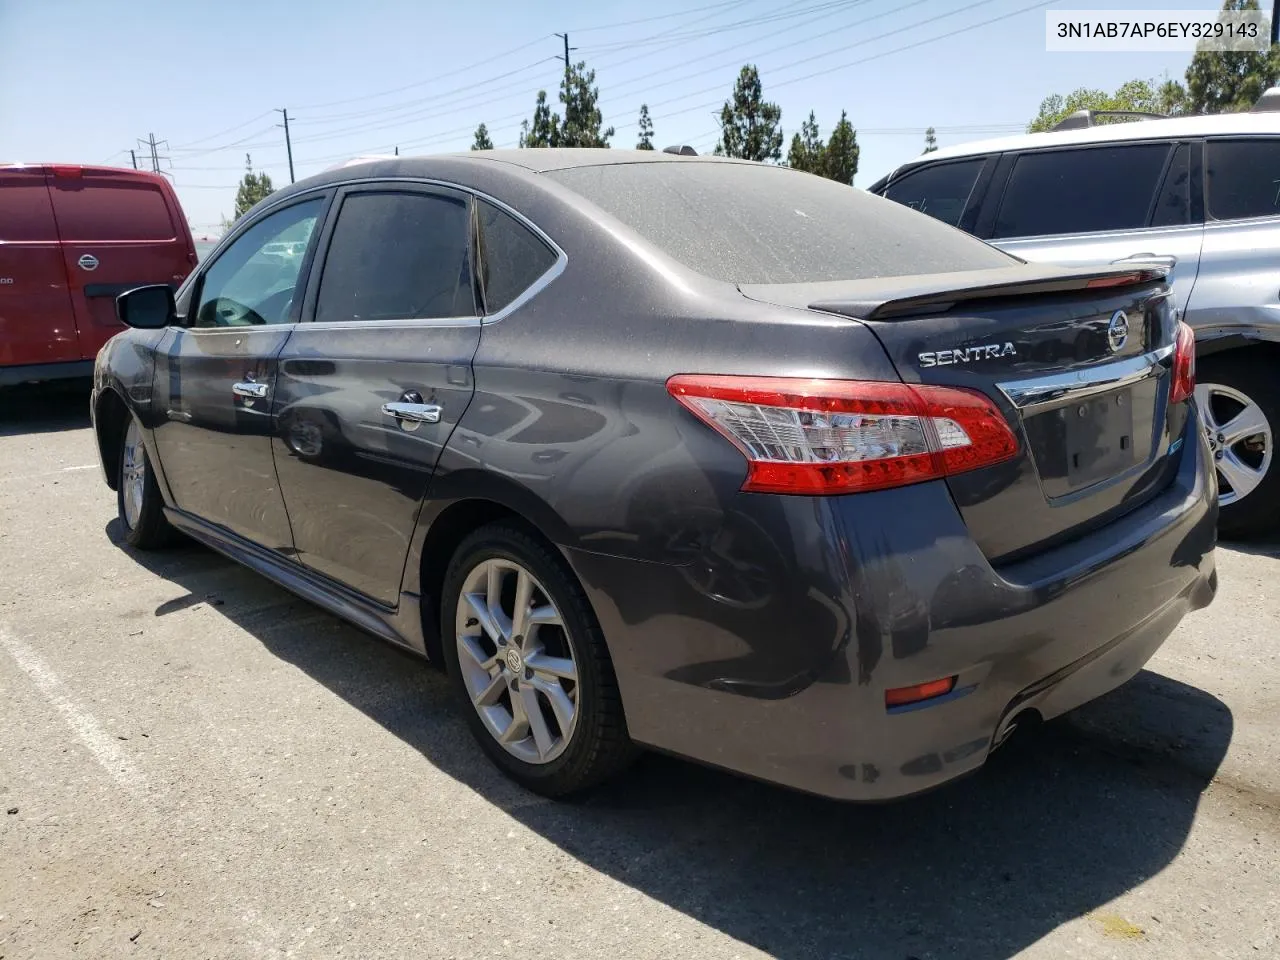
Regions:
[[440, 522, 635, 797], [117, 418, 175, 549], [1196, 354, 1280, 537]]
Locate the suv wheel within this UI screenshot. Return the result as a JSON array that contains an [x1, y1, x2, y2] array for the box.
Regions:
[[440, 522, 636, 796], [1196, 354, 1280, 537]]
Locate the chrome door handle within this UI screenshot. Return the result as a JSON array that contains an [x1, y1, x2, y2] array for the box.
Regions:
[[382, 402, 441, 424], [1112, 253, 1178, 268], [232, 381, 269, 399]]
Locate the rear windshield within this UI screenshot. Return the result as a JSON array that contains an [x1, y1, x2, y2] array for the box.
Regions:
[[50, 179, 176, 242], [545, 161, 1013, 284]]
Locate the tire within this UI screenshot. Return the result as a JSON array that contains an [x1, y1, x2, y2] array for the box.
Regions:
[[1196, 353, 1280, 538], [440, 522, 636, 797], [117, 417, 176, 549]]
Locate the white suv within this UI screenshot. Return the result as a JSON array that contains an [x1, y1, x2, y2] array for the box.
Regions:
[[871, 93, 1280, 536]]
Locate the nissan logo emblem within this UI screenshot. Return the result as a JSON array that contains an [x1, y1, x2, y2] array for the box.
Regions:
[[77, 254, 99, 271], [1107, 310, 1129, 353]]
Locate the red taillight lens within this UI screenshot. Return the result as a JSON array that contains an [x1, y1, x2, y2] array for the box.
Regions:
[[1170, 321, 1195, 405], [666, 375, 1019, 495]]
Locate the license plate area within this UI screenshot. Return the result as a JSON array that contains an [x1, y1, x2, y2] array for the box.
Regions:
[[1023, 384, 1153, 498]]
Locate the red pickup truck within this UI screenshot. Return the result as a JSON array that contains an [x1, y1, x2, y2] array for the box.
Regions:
[[0, 164, 197, 386]]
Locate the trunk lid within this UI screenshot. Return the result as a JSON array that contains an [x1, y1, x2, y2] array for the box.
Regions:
[[741, 264, 1190, 563]]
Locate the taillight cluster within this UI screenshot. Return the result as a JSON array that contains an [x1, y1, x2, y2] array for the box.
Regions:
[[666, 375, 1019, 495], [1170, 321, 1196, 405]]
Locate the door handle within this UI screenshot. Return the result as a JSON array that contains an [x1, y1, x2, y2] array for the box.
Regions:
[[233, 381, 269, 399], [1112, 253, 1178, 269], [382, 402, 441, 424]]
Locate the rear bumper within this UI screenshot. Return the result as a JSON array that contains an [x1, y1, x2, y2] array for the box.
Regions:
[[568, 416, 1217, 801], [0, 360, 94, 387]]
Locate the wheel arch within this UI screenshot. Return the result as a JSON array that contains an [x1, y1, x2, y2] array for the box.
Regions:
[[93, 386, 132, 492]]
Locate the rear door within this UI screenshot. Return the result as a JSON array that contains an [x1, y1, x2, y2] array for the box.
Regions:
[[0, 165, 80, 367], [982, 142, 1205, 312], [271, 183, 483, 605], [47, 167, 195, 360]]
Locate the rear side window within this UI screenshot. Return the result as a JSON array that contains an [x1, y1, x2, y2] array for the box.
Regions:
[[882, 159, 985, 228], [992, 144, 1172, 239], [1150, 142, 1191, 227], [546, 162, 1012, 284], [0, 170, 58, 241], [477, 199, 558, 313], [315, 191, 475, 323], [48, 179, 176, 241], [1206, 139, 1280, 221]]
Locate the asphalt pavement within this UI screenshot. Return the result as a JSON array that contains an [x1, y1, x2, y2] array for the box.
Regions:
[[1, 386, 1276, 960]]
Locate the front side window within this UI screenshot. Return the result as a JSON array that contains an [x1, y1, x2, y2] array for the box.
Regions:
[[1207, 139, 1280, 221], [194, 198, 323, 327], [314, 191, 475, 323], [992, 143, 1172, 239], [477, 199, 558, 313], [883, 159, 985, 228]]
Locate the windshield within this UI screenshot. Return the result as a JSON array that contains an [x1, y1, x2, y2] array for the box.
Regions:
[[545, 161, 1014, 285]]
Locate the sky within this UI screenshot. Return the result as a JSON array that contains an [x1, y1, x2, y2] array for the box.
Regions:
[[1, 0, 1201, 235]]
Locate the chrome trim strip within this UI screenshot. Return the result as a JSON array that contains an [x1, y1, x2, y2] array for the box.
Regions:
[[304, 316, 482, 331], [997, 344, 1175, 411]]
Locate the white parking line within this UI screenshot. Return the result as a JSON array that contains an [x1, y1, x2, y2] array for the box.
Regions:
[[0, 625, 146, 795], [0, 464, 98, 483]]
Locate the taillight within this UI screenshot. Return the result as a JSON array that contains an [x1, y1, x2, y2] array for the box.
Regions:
[[1170, 321, 1195, 404], [666, 375, 1018, 495]]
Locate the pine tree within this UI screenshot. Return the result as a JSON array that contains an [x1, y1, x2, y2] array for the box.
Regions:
[[636, 104, 654, 150], [714, 65, 783, 162], [471, 123, 494, 150], [923, 127, 938, 154], [559, 61, 613, 147], [786, 110, 824, 172], [823, 112, 859, 186], [524, 91, 561, 148], [234, 154, 274, 219]]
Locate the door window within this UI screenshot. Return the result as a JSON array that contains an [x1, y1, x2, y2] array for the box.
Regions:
[[882, 159, 986, 228], [314, 191, 475, 323], [194, 198, 323, 327], [476, 199, 558, 313], [992, 143, 1172, 239], [1150, 142, 1192, 227], [1206, 139, 1280, 221]]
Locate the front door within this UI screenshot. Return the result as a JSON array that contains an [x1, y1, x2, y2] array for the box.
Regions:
[[151, 195, 327, 551], [271, 184, 482, 605]]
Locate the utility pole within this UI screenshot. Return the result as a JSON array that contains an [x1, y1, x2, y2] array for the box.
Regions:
[[276, 108, 295, 184], [553, 32, 576, 85], [394, 146, 399, 156], [129, 149, 137, 170], [136, 133, 169, 175], [1272, 0, 1278, 46]]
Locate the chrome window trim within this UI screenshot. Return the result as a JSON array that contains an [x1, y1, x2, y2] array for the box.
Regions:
[[267, 176, 567, 329], [997, 343, 1175, 412], [184, 323, 301, 335]]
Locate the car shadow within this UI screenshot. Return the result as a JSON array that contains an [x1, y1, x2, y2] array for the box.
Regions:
[[0, 382, 92, 436], [110, 523, 1234, 960], [1217, 533, 1280, 558]]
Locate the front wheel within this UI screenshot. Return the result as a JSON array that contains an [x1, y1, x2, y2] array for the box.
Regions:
[[1196, 354, 1280, 537], [117, 418, 176, 549], [440, 522, 635, 797]]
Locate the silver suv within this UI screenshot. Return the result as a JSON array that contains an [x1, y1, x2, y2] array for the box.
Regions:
[[871, 93, 1280, 536]]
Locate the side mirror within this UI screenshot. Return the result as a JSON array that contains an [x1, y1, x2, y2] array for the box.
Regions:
[[116, 284, 176, 329]]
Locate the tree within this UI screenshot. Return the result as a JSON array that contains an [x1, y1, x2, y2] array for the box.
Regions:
[[787, 110, 824, 172], [823, 111, 859, 185], [1185, 0, 1280, 113], [714, 64, 783, 162], [1028, 77, 1190, 131], [636, 104, 654, 150], [234, 154, 274, 219], [559, 61, 613, 147], [471, 123, 494, 150], [520, 91, 561, 148], [923, 127, 937, 153]]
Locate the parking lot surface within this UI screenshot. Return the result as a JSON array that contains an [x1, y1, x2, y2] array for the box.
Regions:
[[1, 388, 1277, 960]]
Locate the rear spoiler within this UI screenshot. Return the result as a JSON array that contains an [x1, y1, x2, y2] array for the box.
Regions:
[[807, 266, 1168, 321]]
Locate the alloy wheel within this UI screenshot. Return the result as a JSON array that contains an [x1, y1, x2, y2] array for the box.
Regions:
[[454, 558, 579, 765], [121, 419, 147, 529], [1196, 382, 1273, 506]]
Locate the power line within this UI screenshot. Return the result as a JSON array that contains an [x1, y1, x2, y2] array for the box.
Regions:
[[136, 133, 170, 176], [170, 111, 276, 149], [570, 0, 756, 33]]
